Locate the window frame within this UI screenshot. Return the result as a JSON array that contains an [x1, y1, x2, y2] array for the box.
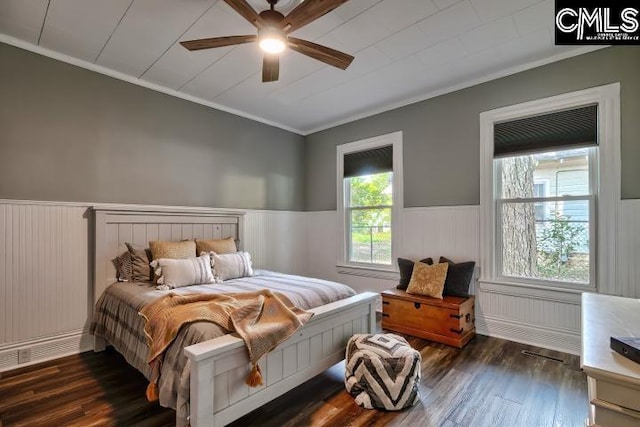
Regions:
[[480, 84, 620, 293], [337, 131, 403, 275], [532, 179, 550, 221]]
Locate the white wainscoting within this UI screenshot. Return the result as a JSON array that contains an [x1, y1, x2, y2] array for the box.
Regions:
[[244, 210, 307, 276], [306, 206, 480, 295], [615, 199, 640, 299], [304, 202, 640, 356], [0, 202, 92, 370], [475, 282, 583, 354], [0, 200, 307, 371], [401, 206, 480, 263], [1, 200, 638, 370]]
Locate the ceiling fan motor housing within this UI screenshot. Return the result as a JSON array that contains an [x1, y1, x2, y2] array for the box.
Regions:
[[259, 9, 285, 27], [180, 0, 355, 82]]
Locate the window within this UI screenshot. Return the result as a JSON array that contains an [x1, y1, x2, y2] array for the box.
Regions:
[[337, 132, 403, 272], [497, 147, 594, 285], [480, 84, 620, 292], [532, 181, 548, 221], [346, 171, 393, 264]]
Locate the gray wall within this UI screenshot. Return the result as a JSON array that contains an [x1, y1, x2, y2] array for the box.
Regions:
[[305, 46, 640, 211], [0, 43, 305, 211], [2, 43, 638, 212]]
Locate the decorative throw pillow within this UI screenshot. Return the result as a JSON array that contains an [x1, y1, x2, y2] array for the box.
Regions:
[[195, 237, 237, 255], [125, 243, 154, 282], [149, 240, 196, 260], [397, 257, 433, 290], [406, 261, 448, 299], [439, 257, 476, 297], [151, 253, 215, 290], [115, 251, 133, 282], [210, 251, 254, 281]]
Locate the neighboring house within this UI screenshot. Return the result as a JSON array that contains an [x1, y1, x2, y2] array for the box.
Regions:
[[534, 149, 590, 253]]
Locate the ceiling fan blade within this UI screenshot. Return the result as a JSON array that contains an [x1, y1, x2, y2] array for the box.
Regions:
[[262, 54, 280, 82], [282, 0, 350, 34], [224, 0, 264, 28], [180, 35, 257, 51], [288, 37, 354, 70]]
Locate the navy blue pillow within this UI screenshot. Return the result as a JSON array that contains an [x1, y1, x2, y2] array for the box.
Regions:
[[439, 257, 475, 297], [397, 257, 433, 290]]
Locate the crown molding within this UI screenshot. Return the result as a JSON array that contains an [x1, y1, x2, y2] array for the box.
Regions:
[[1, 32, 606, 136], [303, 45, 607, 135], [0, 33, 304, 135]]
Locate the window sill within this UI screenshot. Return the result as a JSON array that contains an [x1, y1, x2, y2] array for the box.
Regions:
[[336, 264, 399, 281], [478, 279, 591, 304]]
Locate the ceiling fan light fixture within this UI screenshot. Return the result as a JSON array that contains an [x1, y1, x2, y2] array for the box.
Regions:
[[181, 0, 355, 82], [258, 28, 287, 54]]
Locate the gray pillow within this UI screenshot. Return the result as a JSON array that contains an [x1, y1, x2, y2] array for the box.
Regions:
[[439, 257, 475, 297], [125, 243, 153, 282]]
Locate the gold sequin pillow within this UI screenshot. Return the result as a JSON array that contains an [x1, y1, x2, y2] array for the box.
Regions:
[[195, 237, 237, 255], [149, 240, 196, 260], [406, 261, 449, 299]]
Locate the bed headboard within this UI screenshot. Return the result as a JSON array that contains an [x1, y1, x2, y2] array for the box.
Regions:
[[92, 206, 245, 304]]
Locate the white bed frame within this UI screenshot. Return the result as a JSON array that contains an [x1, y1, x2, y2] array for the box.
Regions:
[[91, 206, 378, 427]]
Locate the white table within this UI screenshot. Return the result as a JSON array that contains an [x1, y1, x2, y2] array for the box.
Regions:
[[581, 293, 640, 427]]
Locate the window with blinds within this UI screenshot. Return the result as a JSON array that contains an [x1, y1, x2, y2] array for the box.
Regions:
[[336, 132, 403, 271], [494, 105, 597, 286], [344, 145, 394, 265]]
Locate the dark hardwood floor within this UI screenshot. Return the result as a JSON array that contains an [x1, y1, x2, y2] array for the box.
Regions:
[[0, 334, 588, 427]]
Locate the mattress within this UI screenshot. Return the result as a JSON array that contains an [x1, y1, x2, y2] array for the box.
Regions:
[[90, 270, 356, 424]]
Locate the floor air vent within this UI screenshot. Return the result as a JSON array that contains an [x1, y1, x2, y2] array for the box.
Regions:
[[521, 350, 565, 363]]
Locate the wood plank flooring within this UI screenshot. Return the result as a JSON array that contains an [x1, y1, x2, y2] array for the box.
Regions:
[[0, 334, 588, 426]]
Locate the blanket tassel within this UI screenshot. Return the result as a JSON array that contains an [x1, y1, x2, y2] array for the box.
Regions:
[[246, 363, 263, 387], [146, 382, 159, 402]]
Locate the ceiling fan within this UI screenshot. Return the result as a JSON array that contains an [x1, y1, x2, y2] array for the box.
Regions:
[[180, 0, 355, 82]]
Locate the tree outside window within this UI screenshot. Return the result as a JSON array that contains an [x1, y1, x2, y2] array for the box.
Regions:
[[498, 147, 592, 285]]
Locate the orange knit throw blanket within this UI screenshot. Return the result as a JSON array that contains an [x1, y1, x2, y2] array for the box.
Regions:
[[139, 289, 313, 401]]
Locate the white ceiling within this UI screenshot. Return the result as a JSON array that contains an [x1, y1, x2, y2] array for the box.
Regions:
[[0, 0, 596, 134]]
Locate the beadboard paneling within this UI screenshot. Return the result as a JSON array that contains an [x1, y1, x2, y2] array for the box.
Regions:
[[476, 289, 581, 331], [401, 206, 480, 262], [616, 199, 640, 298], [305, 207, 480, 295], [1, 200, 638, 368], [244, 210, 307, 276], [0, 200, 307, 371], [305, 211, 340, 282], [304, 203, 640, 355], [0, 202, 90, 345]]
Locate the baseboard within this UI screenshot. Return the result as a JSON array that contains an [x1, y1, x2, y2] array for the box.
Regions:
[[475, 315, 581, 355], [0, 330, 94, 372]]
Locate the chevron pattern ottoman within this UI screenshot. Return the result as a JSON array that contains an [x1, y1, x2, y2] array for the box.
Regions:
[[345, 333, 421, 410]]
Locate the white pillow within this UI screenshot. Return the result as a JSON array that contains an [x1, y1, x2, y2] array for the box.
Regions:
[[150, 253, 215, 290], [210, 251, 254, 281]]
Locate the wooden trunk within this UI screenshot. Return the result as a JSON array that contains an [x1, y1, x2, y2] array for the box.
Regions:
[[381, 289, 475, 348]]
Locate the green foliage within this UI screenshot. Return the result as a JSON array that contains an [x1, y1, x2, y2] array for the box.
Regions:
[[349, 172, 392, 207], [350, 230, 392, 264], [347, 172, 393, 264], [348, 172, 392, 227], [537, 212, 588, 282]]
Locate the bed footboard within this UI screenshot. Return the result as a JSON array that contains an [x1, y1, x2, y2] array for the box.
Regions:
[[184, 291, 379, 427]]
